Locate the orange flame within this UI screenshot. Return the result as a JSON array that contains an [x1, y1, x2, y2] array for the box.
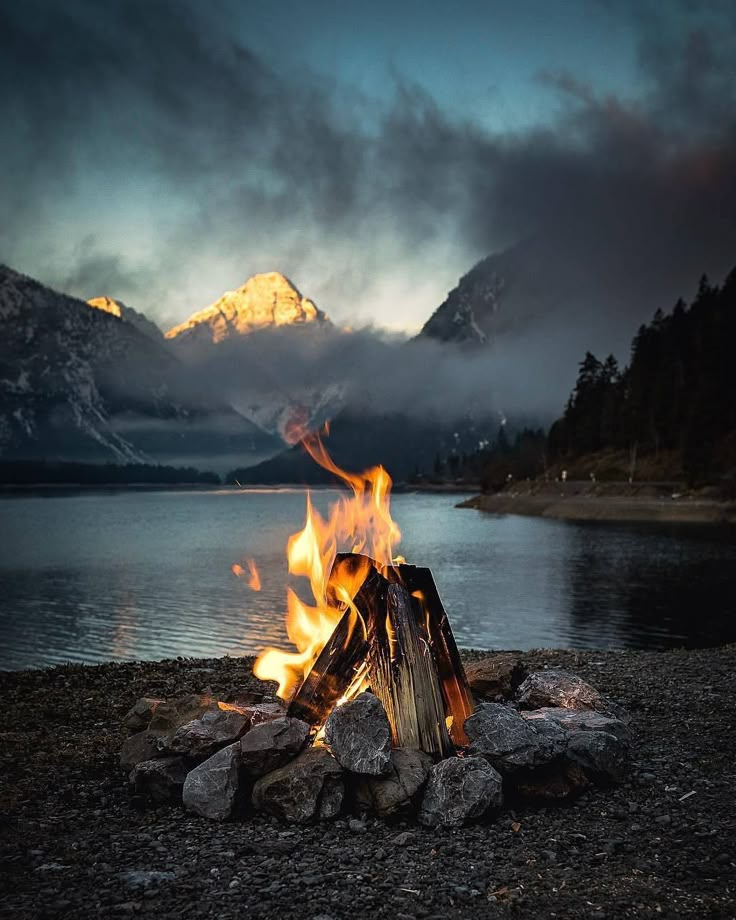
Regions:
[[232, 558, 262, 592], [253, 432, 401, 699]]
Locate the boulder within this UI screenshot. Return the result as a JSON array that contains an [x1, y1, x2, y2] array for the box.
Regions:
[[521, 707, 632, 744], [464, 702, 566, 774], [168, 708, 249, 756], [120, 731, 161, 770], [566, 729, 628, 784], [252, 746, 344, 823], [324, 692, 391, 775], [182, 742, 241, 820], [354, 749, 433, 816], [515, 671, 629, 721], [419, 756, 503, 827], [240, 717, 310, 777], [464, 655, 526, 701], [123, 698, 164, 732], [147, 694, 217, 747], [129, 757, 190, 804]]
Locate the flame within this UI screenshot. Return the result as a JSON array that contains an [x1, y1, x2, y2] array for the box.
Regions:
[[232, 558, 262, 591], [253, 432, 401, 699]]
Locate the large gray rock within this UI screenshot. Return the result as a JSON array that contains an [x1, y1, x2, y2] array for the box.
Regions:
[[419, 756, 503, 827], [147, 694, 218, 747], [129, 757, 190, 804], [521, 707, 632, 744], [182, 742, 241, 820], [120, 731, 161, 770], [252, 746, 344, 823], [354, 749, 433, 816], [168, 708, 249, 756], [566, 730, 628, 784], [240, 717, 310, 778], [464, 702, 566, 774], [324, 692, 391, 776], [465, 655, 526, 701], [516, 671, 629, 721], [123, 698, 164, 732]]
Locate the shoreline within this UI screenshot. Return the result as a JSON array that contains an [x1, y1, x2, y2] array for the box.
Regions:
[[461, 489, 736, 524]]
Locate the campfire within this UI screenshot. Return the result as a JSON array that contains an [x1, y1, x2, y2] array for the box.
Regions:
[[250, 432, 473, 756], [120, 435, 634, 826]]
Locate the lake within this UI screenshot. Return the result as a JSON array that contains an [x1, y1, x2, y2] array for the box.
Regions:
[[1, 489, 735, 670]]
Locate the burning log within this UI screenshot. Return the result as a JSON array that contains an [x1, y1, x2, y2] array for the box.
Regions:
[[287, 553, 473, 758], [384, 562, 474, 747]]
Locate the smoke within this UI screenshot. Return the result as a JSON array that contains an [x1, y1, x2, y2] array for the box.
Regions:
[[1, 0, 736, 416]]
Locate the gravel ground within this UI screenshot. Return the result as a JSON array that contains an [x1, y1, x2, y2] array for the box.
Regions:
[[1, 647, 734, 920]]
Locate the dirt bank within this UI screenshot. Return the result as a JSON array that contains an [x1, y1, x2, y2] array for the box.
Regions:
[[460, 482, 736, 524]]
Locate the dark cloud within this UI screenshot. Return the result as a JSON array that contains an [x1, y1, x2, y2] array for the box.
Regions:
[[1, 0, 735, 419]]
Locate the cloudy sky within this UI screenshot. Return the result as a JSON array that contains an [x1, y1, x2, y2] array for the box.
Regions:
[[1, 0, 735, 339]]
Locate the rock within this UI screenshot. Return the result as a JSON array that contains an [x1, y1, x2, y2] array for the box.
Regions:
[[464, 655, 526, 701], [419, 756, 503, 827], [348, 818, 367, 834], [566, 730, 628, 784], [120, 731, 161, 770], [464, 702, 566, 774], [521, 707, 632, 744], [240, 717, 311, 777], [252, 746, 344, 823], [353, 748, 433, 817], [168, 708, 249, 756], [242, 701, 287, 727], [324, 692, 391, 775], [182, 742, 241, 820], [516, 671, 629, 721], [147, 694, 217, 747], [129, 757, 190, 804], [122, 698, 164, 732]]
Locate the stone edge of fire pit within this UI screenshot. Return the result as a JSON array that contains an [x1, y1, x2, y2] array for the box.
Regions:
[[116, 654, 635, 826]]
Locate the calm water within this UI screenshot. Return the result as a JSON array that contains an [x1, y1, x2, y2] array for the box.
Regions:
[[1, 489, 735, 670]]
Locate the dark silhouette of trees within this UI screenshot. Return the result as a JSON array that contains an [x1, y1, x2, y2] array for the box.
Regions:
[[549, 264, 736, 485]]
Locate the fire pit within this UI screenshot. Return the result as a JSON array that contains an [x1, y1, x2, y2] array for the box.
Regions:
[[121, 435, 633, 825]]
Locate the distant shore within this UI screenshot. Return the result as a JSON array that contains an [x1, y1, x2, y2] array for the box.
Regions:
[[460, 481, 736, 524]]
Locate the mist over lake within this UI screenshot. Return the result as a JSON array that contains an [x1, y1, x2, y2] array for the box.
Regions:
[[1, 489, 734, 671]]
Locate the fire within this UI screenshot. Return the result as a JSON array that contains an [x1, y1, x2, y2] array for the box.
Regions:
[[232, 558, 262, 591], [253, 432, 401, 699]]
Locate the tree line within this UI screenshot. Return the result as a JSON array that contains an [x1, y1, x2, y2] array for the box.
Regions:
[[548, 267, 736, 485]]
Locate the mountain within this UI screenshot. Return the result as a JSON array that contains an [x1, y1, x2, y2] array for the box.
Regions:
[[420, 242, 536, 345], [87, 295, 163, 341], [165, 271, 328, 346], [0, 265, 278, 465]]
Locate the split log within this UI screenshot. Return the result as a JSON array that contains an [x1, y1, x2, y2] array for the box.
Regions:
[[385, 563, 474, 747], [287, 559, 384, 724], [366, 580, 453, 757]]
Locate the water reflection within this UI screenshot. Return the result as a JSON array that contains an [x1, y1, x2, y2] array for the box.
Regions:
[[0, 491, 735, 670]]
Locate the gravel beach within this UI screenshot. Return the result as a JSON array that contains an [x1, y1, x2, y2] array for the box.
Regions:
[[1, 647, 734, 920]]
